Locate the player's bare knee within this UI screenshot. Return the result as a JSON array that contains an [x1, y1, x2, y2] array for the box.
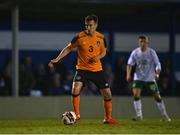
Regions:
[[100, 88, 112, 100], [133, 93, 140, 98], [72, 82, 82, 95], [153, 93, 162, 102], [72, 87, 81, 95]]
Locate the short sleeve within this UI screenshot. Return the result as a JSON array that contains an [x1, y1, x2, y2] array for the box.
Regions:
[[151, 49, 161, 71], [128, 51, 136, 66], [71, 34, 79, 44], [69, 34, 79, 49]]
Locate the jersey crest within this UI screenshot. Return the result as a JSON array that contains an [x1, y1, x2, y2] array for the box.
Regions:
[[96, 41, 101, 46]]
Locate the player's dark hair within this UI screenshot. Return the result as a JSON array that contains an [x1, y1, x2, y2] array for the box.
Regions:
[[85, 14, 98, 23], [139, 35, 148, 40]]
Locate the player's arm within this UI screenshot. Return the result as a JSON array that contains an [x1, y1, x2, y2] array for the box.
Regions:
[[155, 69, 161, 80], [48, 43, 74, 68], [126, 51, 135, 82], [152, 50, 161, 80], [126, 64, 132, 82], [155, 64, 161, 80], [48, 34, 79, 68]]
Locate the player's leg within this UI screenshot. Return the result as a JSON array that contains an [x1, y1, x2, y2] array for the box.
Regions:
[[147, 81, 171, 121], [132, 87, 143, 120], [90, 71, 118, 124], [100, 88, 118, 124], [153, 92, 171, 121], [71, 81, 83, 120], [100, 88, 112, 120], [71, 70, 85, 120]]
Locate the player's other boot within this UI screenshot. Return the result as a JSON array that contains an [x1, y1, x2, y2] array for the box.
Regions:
[[75, 114, 80, 121], [161, 115, 171, 122], [103, 118, 119, 125], [132, 116, 143, 121]]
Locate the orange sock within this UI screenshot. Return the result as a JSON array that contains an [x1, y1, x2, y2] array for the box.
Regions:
[[71, 94, 80, 116], [103, 99, 112, 120]]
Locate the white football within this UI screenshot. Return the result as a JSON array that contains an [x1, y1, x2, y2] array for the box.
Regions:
[[62, 111, 77, 125]]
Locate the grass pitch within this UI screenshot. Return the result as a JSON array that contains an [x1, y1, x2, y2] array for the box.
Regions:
[[0, 118, 180, 134]]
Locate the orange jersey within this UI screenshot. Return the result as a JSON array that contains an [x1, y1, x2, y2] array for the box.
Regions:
[[69, 31, 107, 72]]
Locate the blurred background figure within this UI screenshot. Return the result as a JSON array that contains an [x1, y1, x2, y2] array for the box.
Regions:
[[2, 59, 12, 96], [48, 72, 65, 95], [34, 64, 48, 95], [0, 72, 10, 96], [104, 62, 114, 87], [81, 82, 99, 96], [19, 56, 36, 96], [113, 56, 128, 95], [158, 59, 170, 96], [62, 70, 74, 95]]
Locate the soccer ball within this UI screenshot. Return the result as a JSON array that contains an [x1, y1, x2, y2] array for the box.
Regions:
[[62, 111, 77, 125]]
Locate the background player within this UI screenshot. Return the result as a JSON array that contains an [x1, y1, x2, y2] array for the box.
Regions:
[[126, 35, 171, 121], [48, 14, 118, 124]]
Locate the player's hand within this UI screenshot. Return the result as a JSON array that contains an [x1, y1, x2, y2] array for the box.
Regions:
[[48, 58, 59, 68], [88, 56, 99, 64], [155, 74, 160, 80], [48, 61, 54, 68]]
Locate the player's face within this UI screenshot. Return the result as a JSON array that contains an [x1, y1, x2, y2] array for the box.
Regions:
[[138, 38, 148, 51], [85, 20, 97, 35]]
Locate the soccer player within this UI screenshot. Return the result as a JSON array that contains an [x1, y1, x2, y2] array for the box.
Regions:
[[126, 35, 171, 121], [48, 14, 118, 124]]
